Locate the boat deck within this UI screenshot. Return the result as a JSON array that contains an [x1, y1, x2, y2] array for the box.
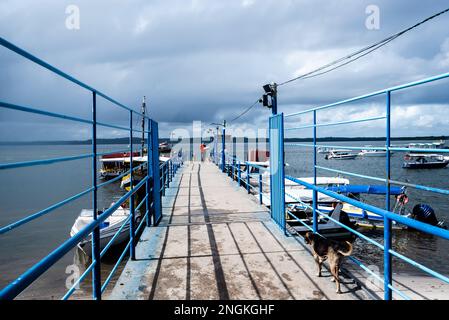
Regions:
[[108, 161, 448, 300]]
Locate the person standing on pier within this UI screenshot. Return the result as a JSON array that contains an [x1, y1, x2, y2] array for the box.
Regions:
[[200, 143, 206, 162]]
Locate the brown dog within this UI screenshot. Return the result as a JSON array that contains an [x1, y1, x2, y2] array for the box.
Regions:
[[304, 232, 353, 294]]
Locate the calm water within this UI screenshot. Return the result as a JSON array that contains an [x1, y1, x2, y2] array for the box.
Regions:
[[285, 142, 449, 276], [1, 142, 448, 299], [0, 145, 129, 299]]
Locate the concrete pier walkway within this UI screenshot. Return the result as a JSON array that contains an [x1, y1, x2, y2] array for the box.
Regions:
[[109, 161, 373, 300]]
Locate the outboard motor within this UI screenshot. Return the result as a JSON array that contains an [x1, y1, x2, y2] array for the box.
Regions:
[[411, 204, 439, 226]]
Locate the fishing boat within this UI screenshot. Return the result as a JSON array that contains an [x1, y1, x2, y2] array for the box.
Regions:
[[324, 149, 358, 160], [256, 176, 350, 204], [120, 156, 170, 190], [70, 200, 141, 256], [159, 142, 171, 153], [402, 153, 449, 169], [408, 140, 446, 150], [99, 151, 140, 179]]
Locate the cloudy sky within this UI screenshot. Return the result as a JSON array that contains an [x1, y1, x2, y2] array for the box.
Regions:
[[1, 0, 449, 141]]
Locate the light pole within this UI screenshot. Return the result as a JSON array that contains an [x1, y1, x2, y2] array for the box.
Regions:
[[210, 121, 226, 172]]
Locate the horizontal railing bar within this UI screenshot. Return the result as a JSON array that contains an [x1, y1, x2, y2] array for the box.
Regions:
[[315, 165, 385, 182], [316, 165, 449, 195], [135, 194, 148, 212], [96, 162, 146, 189], [389, 178, 449, 196], [347, 256, 411, 300], [0, 187, 93, 235], [0, 177, 147, 300], [0, 37, 149, 119], [285, 191, 384, 249], [314, 204, 449, 285], [100, 215, 131, 258], [101, 239, 131, 293], [1, 160, 145, 235], [0, 148, 131, 171], [286, 116, 385, 131], [0, 153, 93, 170], [285, 143, 387, 151], [287, 204, 411, 299], [287, 210, 314, 232], [284, 71, 449, 118], [96, 121, 130, 132], [136, 210, 150, 235], [0, 100, 92, 124], [390, 147, 449, 154], [0, 100, 146, 133], [285, 175, 449, 240]]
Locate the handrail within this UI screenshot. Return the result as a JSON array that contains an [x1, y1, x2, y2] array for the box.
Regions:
[[0, 37, 146, 118], [285, 175, 449, 240], [0, 177, 147, 300], [285, 71, 449, 118], [0, 149, 131, 171], [285, 187, 449, 286], [0, 161, 147, 235], [0, 37, 184, 300]]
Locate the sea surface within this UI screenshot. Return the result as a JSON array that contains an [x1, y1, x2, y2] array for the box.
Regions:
[[0, 142, 448, 299]]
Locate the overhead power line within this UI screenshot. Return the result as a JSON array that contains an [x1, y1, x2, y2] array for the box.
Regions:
[[228, 98, 261, 123], [225, 6, 449, 124], [278, 7, 449, 86]]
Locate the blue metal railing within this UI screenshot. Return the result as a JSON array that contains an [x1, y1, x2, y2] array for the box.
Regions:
[[0, 37, 182, 300], [282, 71, 449, 300], [213, 71, 449, 300]]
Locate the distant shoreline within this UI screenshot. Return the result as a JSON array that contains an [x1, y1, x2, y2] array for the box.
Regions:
[[0, 136, 447, 146]]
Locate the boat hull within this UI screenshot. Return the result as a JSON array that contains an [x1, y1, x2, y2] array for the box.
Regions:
[[402, 161, 449, 169]]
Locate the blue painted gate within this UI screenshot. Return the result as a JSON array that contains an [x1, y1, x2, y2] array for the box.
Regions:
[[269, 113, 286, 231], [150, 120, 162, 224]]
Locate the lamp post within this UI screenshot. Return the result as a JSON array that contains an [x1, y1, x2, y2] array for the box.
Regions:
[[210, 121, 226, 172]]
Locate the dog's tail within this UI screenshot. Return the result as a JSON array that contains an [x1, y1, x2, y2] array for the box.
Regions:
[[337, 241, 353, 256]]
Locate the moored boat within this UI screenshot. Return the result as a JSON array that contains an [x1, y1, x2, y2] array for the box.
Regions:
[[324, 149, 358, 160], [70, 201, 141, 256], [358, 147, 388, 157], [402, 153, 449, 169]]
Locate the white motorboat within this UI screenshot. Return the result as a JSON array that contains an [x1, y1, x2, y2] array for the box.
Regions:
[[358, 149, 387, 157], [402, 153, 449, 169], [70, 201, 141, 256], [317, 147, 331, 154], [324, 150, 358, 160]]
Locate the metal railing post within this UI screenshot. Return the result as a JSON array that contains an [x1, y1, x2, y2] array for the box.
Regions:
[[162, 164, 165, 196], [259, 173, 263, 204], [91, 91, 101, 300], [146, 118, 151, 227], [167, 161, 171, 188], [384, 91, 392, 300], [246, 163, 250, 193], [221, 127, 226, 172], [313, 110, 318, 233], [238, 160, 241, 186], [129, 110, 136, 261]]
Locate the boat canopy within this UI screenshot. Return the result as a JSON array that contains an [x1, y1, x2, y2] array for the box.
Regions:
[[325, 184, 404, 195]]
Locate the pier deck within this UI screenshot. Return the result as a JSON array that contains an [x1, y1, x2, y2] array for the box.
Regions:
[[109, 161, 373, 300]]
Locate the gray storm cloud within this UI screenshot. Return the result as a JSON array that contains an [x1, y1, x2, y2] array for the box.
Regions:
[[0, 0, 448, 140]]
